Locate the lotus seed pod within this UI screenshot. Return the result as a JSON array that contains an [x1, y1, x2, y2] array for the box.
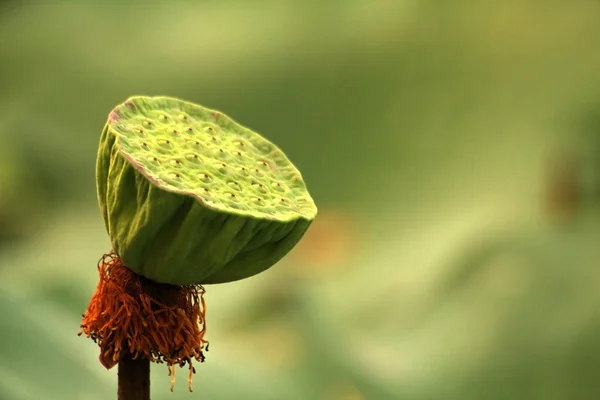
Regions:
[[96, 96, 317, 285]]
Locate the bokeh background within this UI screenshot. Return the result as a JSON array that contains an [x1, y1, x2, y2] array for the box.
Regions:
[[2, 1, 600, 399]]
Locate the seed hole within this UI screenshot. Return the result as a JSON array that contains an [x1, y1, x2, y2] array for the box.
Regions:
[[200, 173, 211, 183], [188, 127, 193, 133], [228, 181, 242, 191], [172, 129, 179, 134]]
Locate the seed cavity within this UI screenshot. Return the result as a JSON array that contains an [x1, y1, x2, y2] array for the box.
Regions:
[[216, 163, 228, 174], [253, 183, 267, 194], [227, 192, 239, 203], [257, 142, 274, 153], [159, 140, 173, 149], [185, 153, 201, 163], [199, 174, 211, 183], [228, 181, 242, 191], [257, 160, 270, 170]]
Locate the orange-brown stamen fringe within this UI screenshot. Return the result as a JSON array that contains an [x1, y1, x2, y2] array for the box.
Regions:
[[78, 251, 209, 391]]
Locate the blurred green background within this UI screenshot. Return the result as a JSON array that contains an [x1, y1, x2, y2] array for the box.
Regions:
[[2, 1, 600, 399]]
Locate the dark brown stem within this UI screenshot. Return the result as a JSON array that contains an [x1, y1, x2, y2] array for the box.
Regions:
[[118, 351, 150, 400]]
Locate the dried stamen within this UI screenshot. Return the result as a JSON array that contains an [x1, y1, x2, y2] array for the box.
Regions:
[[169, 365, 176, 392], [79, 251, 209, 391]]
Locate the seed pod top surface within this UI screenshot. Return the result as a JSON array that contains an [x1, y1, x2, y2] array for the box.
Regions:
[[97, 96, 317, 285], [108, 96, 316, 221]]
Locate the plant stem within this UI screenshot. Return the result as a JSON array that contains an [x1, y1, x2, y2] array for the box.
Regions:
[[118, 351, 150, 400]]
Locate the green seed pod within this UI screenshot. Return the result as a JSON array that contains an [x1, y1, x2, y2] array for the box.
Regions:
[[96, 96, 317, 285]]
